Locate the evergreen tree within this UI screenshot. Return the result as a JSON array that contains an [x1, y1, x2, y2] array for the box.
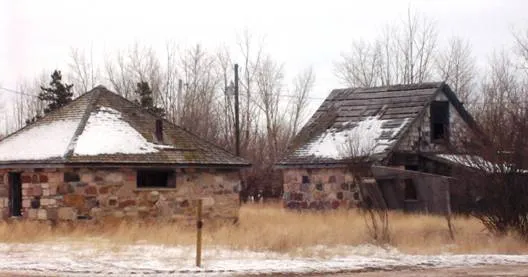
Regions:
[[39, 70, 74, 114], [134, 81, 165, 117]]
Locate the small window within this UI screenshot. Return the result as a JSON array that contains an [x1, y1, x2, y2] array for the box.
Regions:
[[64, 172, 80, 182], [302, 175, 310, 184], [328, 176, 336, 183], [430, 101, 449, 141], [404, 179, 418, 201], [137, 170, 175, 188]]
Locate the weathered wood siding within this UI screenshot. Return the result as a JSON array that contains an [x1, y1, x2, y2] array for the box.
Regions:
[[372, 166, 452, 214], [396, 92, 470, 153]]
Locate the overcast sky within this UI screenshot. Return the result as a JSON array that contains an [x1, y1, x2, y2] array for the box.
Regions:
[[1, 0, 528, 106]]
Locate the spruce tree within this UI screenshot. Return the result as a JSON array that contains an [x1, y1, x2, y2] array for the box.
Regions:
[[39, 70, 74, 114], [135, 81, 165, 117]]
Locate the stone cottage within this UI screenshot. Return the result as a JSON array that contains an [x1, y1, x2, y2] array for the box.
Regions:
[[276, 82, 479, 213], [0, 86, 250, 222]]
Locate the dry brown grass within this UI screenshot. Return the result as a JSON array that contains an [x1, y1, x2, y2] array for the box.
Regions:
[[0, 203, 527, 255]]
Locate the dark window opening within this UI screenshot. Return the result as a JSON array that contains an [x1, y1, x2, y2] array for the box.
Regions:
[[430, 101, 449, 141], [155, 119, 163, 142], [137, 170, 175, 188], [404, 179, 418, 201], [8, 172, 22, 217], [64, 172, 80, 182], [302, 175, 310, 184]]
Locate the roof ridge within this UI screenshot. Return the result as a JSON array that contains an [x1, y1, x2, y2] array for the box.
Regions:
[[0, 87, 97, 144], [102, 90, 248, 163], [63, 88, 102, 159]]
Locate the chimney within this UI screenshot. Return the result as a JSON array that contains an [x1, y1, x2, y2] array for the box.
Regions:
[[155, 119, 163, 143]]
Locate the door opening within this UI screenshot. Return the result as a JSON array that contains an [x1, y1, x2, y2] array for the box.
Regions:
[[9, 173, 22, 217]]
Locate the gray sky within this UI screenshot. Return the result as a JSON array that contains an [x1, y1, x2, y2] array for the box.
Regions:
[[1, 0, 528, 104]]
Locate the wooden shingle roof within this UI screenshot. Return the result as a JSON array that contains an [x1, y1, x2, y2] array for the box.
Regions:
[[0, 86, 250, 168], [278, 82, 458, 167]]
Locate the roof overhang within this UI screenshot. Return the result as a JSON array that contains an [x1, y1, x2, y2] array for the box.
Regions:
[[0, 161, 251, 169]]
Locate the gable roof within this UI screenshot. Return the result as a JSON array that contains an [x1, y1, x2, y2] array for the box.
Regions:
[[277, 82, 476, 167], [0, 86, 250, 167]]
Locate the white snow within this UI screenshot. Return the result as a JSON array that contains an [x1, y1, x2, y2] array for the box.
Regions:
[[305, 116, 409, 159], [0, 119, 81, 161], [0, 241, 527, 276], [436, 154, 501, 172], [74, 107, 159, 156]]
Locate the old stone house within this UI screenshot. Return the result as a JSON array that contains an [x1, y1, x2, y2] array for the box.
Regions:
[[276, 82, 478, 213], [0, 86, 250, 222]]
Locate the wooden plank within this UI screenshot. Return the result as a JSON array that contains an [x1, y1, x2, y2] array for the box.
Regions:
[[348, 89, 436, 100], [337, 95, 431, 106], [383, 106, 422, 115]]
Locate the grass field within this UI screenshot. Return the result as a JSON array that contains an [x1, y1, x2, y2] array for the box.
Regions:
[[0, 203, 526, 256]]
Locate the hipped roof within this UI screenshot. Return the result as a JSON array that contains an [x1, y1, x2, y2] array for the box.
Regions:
[[0, 86, 250, 168]]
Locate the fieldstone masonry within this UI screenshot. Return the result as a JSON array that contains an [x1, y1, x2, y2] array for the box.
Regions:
[[282, 168, 362, 210], [0, 167, 241, 223]]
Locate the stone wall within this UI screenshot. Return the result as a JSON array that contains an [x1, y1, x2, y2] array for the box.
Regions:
[[282, 167, 362, 210], [0, 167, 241, 223]]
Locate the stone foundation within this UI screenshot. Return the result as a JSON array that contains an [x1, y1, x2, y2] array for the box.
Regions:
[[282, 168, 362, 210], [0, 167, 241, 223]]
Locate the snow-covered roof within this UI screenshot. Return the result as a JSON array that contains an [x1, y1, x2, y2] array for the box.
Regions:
[[278, 82, 447, 166], [304, 116, 410, 159], [0, 86, 249, 167]]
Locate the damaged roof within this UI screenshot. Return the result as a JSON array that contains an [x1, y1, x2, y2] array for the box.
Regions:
[[278, 82, 472, 167], [0, 86, 250, 167]]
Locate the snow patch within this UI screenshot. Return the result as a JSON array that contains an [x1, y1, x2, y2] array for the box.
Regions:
[[0, 119, 80, 161], [74, 107, 159, 155], [305, 116, 408, 159], [0, 242, 527, 276]]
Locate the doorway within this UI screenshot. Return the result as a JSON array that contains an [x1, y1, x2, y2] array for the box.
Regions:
[[8, 172, 22, 217]]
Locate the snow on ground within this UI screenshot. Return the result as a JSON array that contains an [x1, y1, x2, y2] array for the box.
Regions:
[[1, 241, 528, 276], [305, 116, 409, 159], [74, 107, 159, 156], [0, 119, 81, 161]]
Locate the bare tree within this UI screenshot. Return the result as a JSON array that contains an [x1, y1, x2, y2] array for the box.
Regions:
[[335, 10, 437, 87], [12, 73, 47, 130], [335, 40, 382, 87], [68, 46, 100, 95], [254, 55, 286, 165], [289, 66, 315, 136], [436, 37, 476, 104], [104, 43, 162, 100], [178, 44, 222, 141]]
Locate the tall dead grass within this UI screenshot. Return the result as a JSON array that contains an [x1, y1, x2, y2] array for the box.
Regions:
[[0, 203, 527, 255]]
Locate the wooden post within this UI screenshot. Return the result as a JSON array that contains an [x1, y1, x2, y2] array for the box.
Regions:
[[195, 199, 203, 267]]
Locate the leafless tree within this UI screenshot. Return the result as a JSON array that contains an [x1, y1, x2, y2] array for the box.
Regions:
[[178, 44, 222, 141], [436, 37, 476, 104], [104, 43, 162, 100], [237, 30, 264, 156], [68, 46, 100, 95], [289, 66, 315, 137], [12, 73, 47, 130], [335, 10, 437, 87], [254, 55, 286, 165]]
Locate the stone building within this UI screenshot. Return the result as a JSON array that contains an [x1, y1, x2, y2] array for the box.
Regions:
[[0, 86, 249, 222], [277, 82, 479, 213]]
